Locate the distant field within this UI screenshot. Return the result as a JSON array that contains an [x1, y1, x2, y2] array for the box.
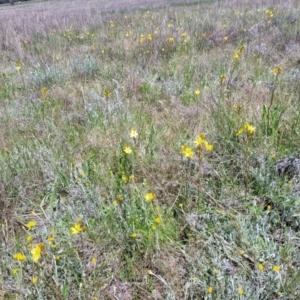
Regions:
[[0, 0, 202, 15]]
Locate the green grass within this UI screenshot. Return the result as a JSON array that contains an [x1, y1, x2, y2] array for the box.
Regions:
[[0, 0, 300, 299]]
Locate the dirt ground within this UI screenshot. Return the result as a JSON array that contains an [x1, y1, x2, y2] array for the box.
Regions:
[[0, 0, 201, 17]]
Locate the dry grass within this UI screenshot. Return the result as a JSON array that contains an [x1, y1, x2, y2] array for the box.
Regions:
[[0, 0, 300, 299]]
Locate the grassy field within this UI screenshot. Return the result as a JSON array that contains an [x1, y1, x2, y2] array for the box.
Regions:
[[0, 0, 300, 299]]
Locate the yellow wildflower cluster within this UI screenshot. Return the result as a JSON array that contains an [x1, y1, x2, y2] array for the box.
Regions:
[[233, 45, 244, 60], [265, 8, 274, 18], [236, 123, 256, 137], [180, 133, 213, 158], [180, 144, 194, 158], [193, 133, 214, 151], [272, 66, 283, 74]]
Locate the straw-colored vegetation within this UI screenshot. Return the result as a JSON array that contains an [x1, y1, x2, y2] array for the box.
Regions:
[[0, 0, 300, 298]]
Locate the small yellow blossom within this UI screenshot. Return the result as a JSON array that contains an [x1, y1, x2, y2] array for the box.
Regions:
[[13, 253, 26, 262], [55, 255, 60, 261], [41, 87, 48, 95], [26, 221, 36, 229], [194, 88, 200, 95], [91, 257, 97, 264], [147, 269, 153, 274], [244, 123, 256, 135], [112, 200, 117, 205], [236, 128, 244, 136], [123, 146, 132, 154], [267, 205, 272, 210], [71, 223, 83, 235], [238, 289, 244, 295], [131, 233, 137, 238], [145, 192, 156, 202], [180, 144, 194, 158], [152, 225, 157, 230], [168, 37, 174, 43], [272, 66, 283, 74], [238, 249, 244, 255], [147, 34, 153, 41], [32, 277, 38, 284], [215, 269, 220, 274], [154, 217, 161, 224], [12, 269, 18, 275], [104, 88, 112, 98], [220, 74, 226, 82], [235, 104, 243, 111], [258, 263, 264, 271], [203, 140, 214, 151], [178, 203, 183, 208], [130, 128, 138, 139], [223, 36, 228, 41], [31, 243, 44, 263], [207, 287, 213, 293], [26, 235, 33, 242], [194, 133, 206, 147], [47, 236, 55, 242], [273, 265, 280, 272]]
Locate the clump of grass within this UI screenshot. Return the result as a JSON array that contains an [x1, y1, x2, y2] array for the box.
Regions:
[[1, 0, 300, 298]]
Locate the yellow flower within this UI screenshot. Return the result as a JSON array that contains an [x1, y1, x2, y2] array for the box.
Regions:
[[26, 235, 33, 242], [41, 87, 48, 95], [272, 66, 283, 74], [203, 140, 214, 151], [16, 62, 22, 71], [178, 203, 183, 208], [194, 88, 200, 96], [236, 128, 244, 136], [267, 205, 272, 210], [193, 133, 206, 147], [258, 263, 264, 271], [238, 289, 244, 295], [71, 223, 83, 235], [207, 287, 213, 293], [220, 74, 226, 82], [235, 104, 243, 111], [168, 37, 174, 43], [145, 192, 156, 202], [147, 34, 153, 41], [122, 175, 128, 183], [131, 233, 137, 238], [12, 269, 18, 275], [123, 146, 132, 154], [104, 88, 112, 98], [233, 52, 239, 60], [180, 144, 194, 158], [215, 269, 220, 274], [13, 253, 26, 262], [154, 217, 161, 224], [223, 36, 228, 41], [272, 265, 280, 272], [55, 255, 60, 260], [147, 269, 153, 274], [91, 257, 97, 264], [243, 123, 256, 135], [32, 277, 38, 284], [152, 225, 157, 230], [130, 128, 138, 139], [31, 244, 44, 263], [26, 221, 36, 229], [47, 236, 55, 242]]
